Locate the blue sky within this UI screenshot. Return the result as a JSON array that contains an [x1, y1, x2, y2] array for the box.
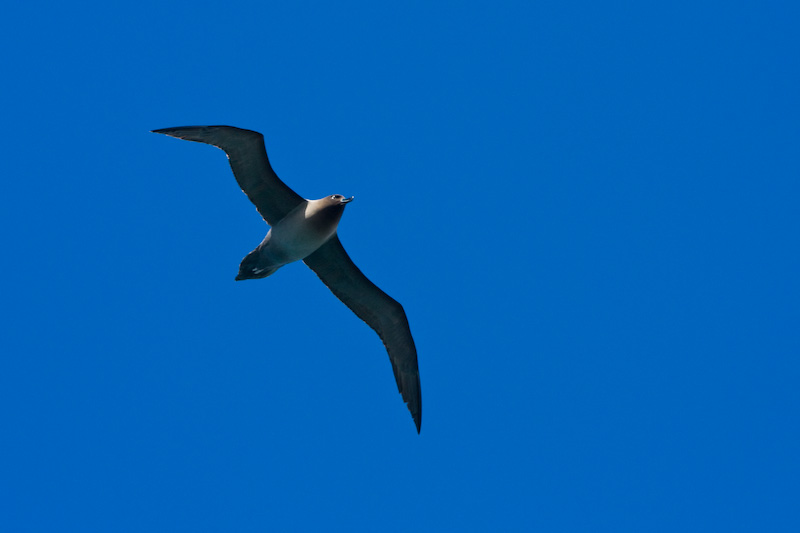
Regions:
[[1, 1, 798, 531]]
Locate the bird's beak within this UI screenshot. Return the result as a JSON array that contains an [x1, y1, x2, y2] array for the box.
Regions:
[[342, 196, 354, 203]]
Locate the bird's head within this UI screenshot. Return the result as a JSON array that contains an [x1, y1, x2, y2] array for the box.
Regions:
[[327, 194, 354, 207]]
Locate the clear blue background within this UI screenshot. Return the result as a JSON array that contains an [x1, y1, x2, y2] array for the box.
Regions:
[[2, 1, 798, 531]]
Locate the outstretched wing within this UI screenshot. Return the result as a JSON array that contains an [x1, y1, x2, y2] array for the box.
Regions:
[[152, 126, 304, 225], [304, 235, 422, 433]]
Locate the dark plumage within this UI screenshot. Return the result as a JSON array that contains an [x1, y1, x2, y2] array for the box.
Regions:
[[152, 126, 422, 433]]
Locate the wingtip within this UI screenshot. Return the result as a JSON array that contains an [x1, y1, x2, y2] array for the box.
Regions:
[[151, 126, 189, 135]]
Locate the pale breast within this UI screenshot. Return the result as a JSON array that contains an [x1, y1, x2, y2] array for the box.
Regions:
[[267, 199, 343, 264]]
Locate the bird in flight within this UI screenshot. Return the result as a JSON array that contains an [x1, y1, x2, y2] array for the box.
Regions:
[[152, 126, 422, 433]]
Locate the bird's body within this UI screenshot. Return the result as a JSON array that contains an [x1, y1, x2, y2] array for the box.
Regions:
[[237, 196, 353, 280], [152, 126, 422, 432]]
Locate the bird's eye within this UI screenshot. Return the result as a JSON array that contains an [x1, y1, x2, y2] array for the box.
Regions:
[[332, 195, 340, 199]]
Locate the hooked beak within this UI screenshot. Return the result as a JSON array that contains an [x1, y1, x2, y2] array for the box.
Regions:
[[341, 196, 354, 204]]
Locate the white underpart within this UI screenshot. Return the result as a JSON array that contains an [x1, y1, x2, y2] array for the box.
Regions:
[[263, 199, 340, 265]]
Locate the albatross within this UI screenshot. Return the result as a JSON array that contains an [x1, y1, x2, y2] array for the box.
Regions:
[[152, 125, 422, 433]]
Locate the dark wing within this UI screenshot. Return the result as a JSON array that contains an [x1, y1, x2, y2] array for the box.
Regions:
[[304, 235, 422, 433], [152, 126, 304, 225]]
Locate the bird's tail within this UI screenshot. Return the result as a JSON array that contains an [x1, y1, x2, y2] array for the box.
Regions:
[[235, 247, 281, 280]]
